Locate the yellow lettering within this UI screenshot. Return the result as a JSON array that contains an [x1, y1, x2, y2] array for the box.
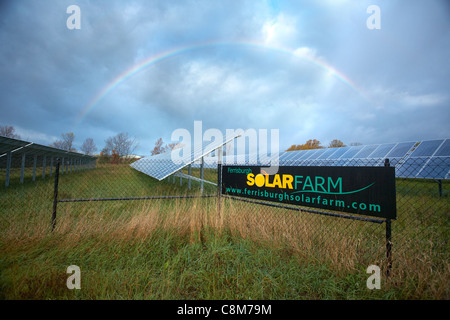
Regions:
[[272, 174, 282, 188], [283, 175, 294, 189], [255, 174, 265, 187], [247, 173, 255, 186], [265, 174, 274, 187]]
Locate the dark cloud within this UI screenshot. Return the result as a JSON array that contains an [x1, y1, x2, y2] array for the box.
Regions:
[[0, 0, 449, 154]]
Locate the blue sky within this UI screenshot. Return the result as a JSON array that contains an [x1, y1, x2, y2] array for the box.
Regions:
[[0, 0, 449, 155]]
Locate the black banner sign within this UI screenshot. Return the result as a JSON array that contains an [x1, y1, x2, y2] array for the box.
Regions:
[[221, 166, 396, 220]]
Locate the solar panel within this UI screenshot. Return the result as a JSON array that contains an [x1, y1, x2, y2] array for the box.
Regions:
[[396, 157, 430, 178], [291, 150, 310, 161], [396, 139, 449, 180], [308, 148, 327, 159], [0, 138, 30, 155], [369, 143, 396, 158], [280, 150, 298, 161], [416, 157, 450, 179], [386, 142, 416, 158], [297, 150, 312, 161], [328, 147, 350, 159], [353, 145, 379, 158], [317, 148, 339, 159], [131, 133, 240, 180], [340, 146, 364, 159], [259, 152, 281, 165], [300, 150, 317, 161], [435, 139, 450, 156], [1, 136, 96, 187], [408, 139, 445, 157], [0, 136, 95, 161]]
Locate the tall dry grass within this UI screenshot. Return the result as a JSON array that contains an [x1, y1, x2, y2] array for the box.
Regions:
[[1, 191, 448, 299]]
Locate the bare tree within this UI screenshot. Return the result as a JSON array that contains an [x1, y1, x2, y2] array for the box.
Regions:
[[81, 138, 97, 155], [62, 133, 75, 151], [104, 132, 138, 157], [50, 140, 66, 150], [51, 132, 76, 151], [0, 125, 21, 139]]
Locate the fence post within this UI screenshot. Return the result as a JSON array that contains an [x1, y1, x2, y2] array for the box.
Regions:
[[32, 154, 37, 181], [42, 155, 47, 179], [384, 158, 392, 277], [20, 153, 26, 184], [438, 179, 442, 197], [52, 158, 61, 232], [386, 219, 392, 277], [217, 147, 223, 213], [200, 156, 204, 195], [5, 151, 12, 187], [188, 164, 192, 190]]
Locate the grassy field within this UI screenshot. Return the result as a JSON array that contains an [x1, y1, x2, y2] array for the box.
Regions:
[[0, 163, 448, 299]]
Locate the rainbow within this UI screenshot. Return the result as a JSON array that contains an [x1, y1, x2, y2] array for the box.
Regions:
[[74, 40, 371, 127]]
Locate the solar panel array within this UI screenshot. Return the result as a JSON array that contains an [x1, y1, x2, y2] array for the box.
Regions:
[[0, 136, 94, 160], [197, 139, 450, 180], [1, 136, 97, 187], [278, 141, 418, 167], [132, 138, 449, 181], [281, 139, 450, 180]]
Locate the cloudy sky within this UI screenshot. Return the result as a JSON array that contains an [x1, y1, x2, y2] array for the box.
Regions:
[[1, 0, 449, 155]]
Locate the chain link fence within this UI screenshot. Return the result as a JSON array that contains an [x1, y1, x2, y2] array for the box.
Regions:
[[222, 157, 448, 293], [1, 155, 448, 298]]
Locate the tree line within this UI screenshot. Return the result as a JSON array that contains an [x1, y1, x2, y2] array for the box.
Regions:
[[0, 125, 139, 164], [1, 125, 173, 161], [2, 125, 363, 162], [286, 139, 362, 151]]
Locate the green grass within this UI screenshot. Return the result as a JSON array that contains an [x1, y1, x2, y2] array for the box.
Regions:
[[0, 229, 381, 300], [0, 164, 448, 299]]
